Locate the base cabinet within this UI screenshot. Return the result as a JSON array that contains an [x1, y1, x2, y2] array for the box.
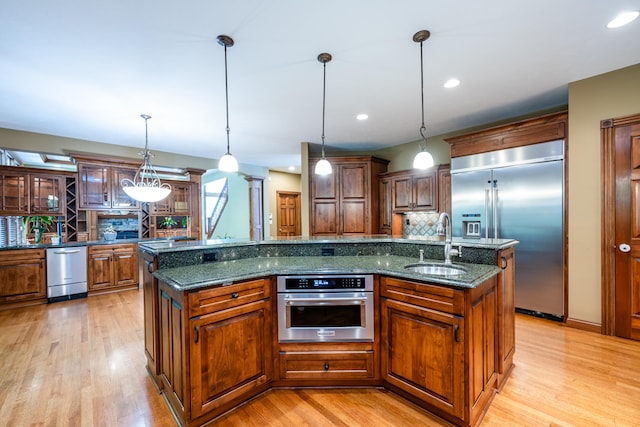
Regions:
[[0, 249, 46, 307], [157, 277, 272, 427], [88, 244, 138, 293], [381, 275, 498, 427]]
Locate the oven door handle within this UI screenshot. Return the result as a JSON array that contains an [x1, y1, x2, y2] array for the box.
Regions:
[[284, 297, 367, 304]]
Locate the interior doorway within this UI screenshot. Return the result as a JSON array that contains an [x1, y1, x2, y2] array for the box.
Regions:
[[276, 191, 301, 237], [601, 113, 640, 340]]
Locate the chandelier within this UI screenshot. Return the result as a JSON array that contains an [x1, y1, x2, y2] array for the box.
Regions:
[[121, 114, 171, 202]]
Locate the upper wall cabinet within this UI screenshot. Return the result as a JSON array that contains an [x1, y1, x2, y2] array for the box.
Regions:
[[0, 167, 67, 216], [78, 163, 139, 210], [150, 182, 192, 215], [309, 156, 389, 236]]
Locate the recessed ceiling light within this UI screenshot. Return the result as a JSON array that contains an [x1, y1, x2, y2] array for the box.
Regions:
[[287, 166, 296, 171], [356, 114, 368, 120], [444, 78, 460, 88], [607, 11, 639, 29]]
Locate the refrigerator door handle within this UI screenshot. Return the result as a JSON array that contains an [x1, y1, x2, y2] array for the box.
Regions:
[[493, 180, 499, 239], [485, 182, 491, 239]]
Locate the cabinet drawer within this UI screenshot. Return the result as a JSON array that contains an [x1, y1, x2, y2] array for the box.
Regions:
[[279, 350, 375, 380], [188, 278, 271, 318], [88, 243, 137, 254], [380, 276, 464, 315]]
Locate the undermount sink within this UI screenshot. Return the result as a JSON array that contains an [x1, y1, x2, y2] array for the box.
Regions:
[[404, 263, 467, 276]]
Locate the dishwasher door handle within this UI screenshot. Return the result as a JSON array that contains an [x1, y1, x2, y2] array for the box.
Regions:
[[53, 249, 82, 255]]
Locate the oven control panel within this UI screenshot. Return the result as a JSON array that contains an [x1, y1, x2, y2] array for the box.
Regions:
[[277, 275, 373, 292]]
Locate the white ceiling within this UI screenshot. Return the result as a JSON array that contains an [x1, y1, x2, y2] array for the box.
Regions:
[[1, 1, 639, 172]]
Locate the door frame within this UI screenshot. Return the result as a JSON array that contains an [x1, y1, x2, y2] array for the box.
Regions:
[[600, 113, 640, 335]]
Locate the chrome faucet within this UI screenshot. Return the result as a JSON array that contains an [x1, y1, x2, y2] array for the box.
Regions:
[[437, 212, 462, 264]]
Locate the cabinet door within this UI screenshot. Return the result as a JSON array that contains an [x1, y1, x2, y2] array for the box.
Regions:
[[392, 176, 412, 211], [496, 247, 515, 388], [0, 249, 46, 303], [78, 164, 111, 209], [311, 201, 338, 235], [438, 165, 451, 215], [413, 172, 436, 210], [0, 173, 29, 214], [160, 287, 186, 409], [111, 167, 139, 209], [381, 298, 465, 419], [142, 252, 161, 385], [30, 174, 65, 214], [379, 177, 392, 234], [190, 299, 271, 419], [87, 251, 114, 290], [113, 247, 138, 286]]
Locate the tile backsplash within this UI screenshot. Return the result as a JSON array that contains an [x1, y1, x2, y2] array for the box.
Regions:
[[402, 212, 441, 237]]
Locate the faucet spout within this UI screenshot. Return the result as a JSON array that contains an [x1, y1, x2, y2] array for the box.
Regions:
[[437, 212, 455, 264]]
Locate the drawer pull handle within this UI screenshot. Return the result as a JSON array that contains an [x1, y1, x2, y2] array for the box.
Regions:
[[231, 292, 239, 299], [324, 362, 329, 371], [454, 324, 460, 343], [194, 325, 200, 343]]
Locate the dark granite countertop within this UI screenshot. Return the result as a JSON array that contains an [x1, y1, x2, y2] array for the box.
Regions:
[[138, 235, 518, 254], [0, 237, 162, 251], [154, 255, 501, 291]]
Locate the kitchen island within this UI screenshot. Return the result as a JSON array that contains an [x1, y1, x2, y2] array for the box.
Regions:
[[139, 236, 517, 427]]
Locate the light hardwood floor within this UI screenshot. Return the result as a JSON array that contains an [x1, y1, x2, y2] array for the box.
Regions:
[[0, 288, 639, 426]]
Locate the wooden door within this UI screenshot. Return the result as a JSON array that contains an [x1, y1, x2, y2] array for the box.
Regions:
[[392, 176, 412, 211], [277, 191, 300, 237], [87, 250, 114, 290], [613, 120, 640, 339], [190, 299, 271, 419], [413, 172, 436, 211], [114, 247, 138, 286]]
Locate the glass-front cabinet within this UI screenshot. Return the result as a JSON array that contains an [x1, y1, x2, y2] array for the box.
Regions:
[[0, 172, 28, 214], [78, 164, 139, 210], [151, 182, 191, 214], [30, 174, 65, 215]]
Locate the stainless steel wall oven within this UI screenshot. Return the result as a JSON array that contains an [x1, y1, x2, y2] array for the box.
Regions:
[[276, 275, 374, 342]]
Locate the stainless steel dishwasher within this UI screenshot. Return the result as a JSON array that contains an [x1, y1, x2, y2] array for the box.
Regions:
[[46, 246, 88, 302]]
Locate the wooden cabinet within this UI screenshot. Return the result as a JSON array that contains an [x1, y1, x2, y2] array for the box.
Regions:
[[151, 182, 192, 215], [496, 247, 515, 389], [78, 163, 139, 210], [87, 243, 138, 293], [438, 164, 451, 216], [391, 169, 437, 212], [378, 177, 393, 234], [0, 167, 67, 215], [380, 275, 498, 427], [141, 251, 161, 389], [157, 277, 273, 426], [309, 156, 388, 236], [0, 248, 46, 307], [277, 341, 377, 385]]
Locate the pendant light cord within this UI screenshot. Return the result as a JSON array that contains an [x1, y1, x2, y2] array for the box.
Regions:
[[419, 38, 427, 145], [321, 60, 327, 158], [223, 42, 231, 155]]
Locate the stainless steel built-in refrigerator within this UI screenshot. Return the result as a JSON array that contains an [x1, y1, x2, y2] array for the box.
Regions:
[[451, 140, 564, 319]]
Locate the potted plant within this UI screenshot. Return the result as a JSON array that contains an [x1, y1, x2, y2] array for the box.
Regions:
[[24, 215, 54, 244], [50, 233, 61, 245], [103, 225, 117, 241], [161, 217, 177, 229]]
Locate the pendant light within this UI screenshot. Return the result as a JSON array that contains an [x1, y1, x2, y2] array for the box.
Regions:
[[314, 52, 333, 175], [121, 114, 172, 203], [412, 30, 435, 170], [217, 35, 239, 172]]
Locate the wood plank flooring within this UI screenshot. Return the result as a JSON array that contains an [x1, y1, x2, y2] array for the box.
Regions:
[[1, 288, 639, 426]]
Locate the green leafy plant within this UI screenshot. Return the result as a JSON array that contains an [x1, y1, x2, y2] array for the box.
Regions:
[[161, 217, 177, 229], [24, 216, 54, 244], [104, 225, 116, 233]]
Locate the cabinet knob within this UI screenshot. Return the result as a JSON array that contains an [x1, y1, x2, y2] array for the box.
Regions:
[[231, 292, 239, 299], [324, 362, 329, 371]]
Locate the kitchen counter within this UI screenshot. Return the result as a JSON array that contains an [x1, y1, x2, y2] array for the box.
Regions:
[[154, 255, 500, 291], [140, 236, 515, 291]]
